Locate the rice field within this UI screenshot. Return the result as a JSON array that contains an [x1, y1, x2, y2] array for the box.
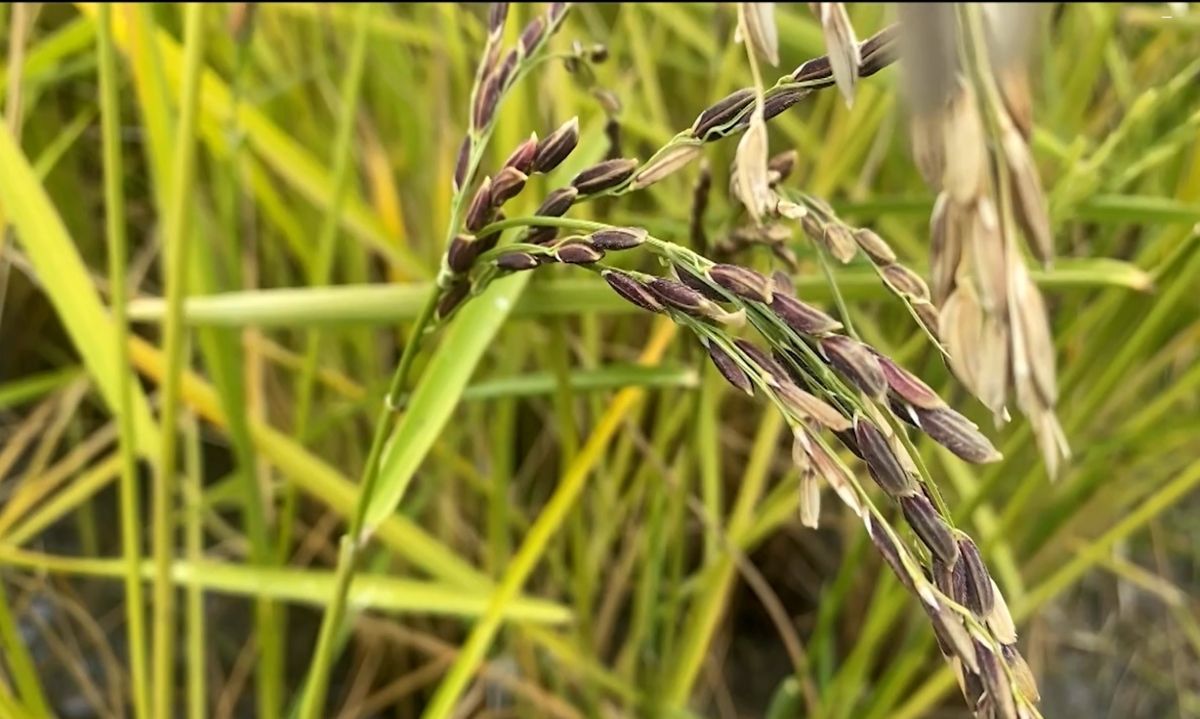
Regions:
[[0, 3, 1198, 718]]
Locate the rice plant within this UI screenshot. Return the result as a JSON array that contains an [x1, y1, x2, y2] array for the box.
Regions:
[[0, 3, 1197, 718]]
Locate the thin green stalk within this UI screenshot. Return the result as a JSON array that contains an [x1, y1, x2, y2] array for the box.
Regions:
[[98, 4, 149, 717], [296, 536, 358, 719], [292, 2, 374, 440], [184, 414, 205, 719], [153, 6, 206, 716]]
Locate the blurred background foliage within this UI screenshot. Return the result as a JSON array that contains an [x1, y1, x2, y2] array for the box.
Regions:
[[0, 3, 1197, 718]]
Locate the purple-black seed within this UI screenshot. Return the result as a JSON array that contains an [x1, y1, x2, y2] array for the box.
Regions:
[[437, 281, 471, 318], [692, 87, 756, 140], [770, 293, 841, 335], [532, 118, 580, 173], [446, 234, 479, 274], [588, 227, 646, 250], [602, 270, 663, 313], [556, 242, 604, 264], [900, 493, 960, 565], [571, 158, 639, 195], [733, 339, 790, 385], [453, 137, 470, 192], [854, 419, 914, 497], [464, 178, 495, 233], [705, 340, 754, 396], [519, 16, 546, 54], [490, 166, 528, 205], [495, 251, 540, 271]]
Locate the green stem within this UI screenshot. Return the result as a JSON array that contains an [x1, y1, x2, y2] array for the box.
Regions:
[[293, 2, 375, 440], [152, 6, 206, 717], [98, 4, 150, 717]]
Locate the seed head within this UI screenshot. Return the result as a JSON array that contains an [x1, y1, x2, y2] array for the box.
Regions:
[[495, 251, 540, 271], [571, 158, 639, 195], [704, 339, 753, 396], [446, 234, 479, 274], [602, 270, 663, 313], [519, 16, 546, 55], [733, 108, 772, 222], [490, 166, 528, 205], [858, 23, 899, 78], [876, 355, 944, 410], [453, 137, 471, 193], [798, 465, 820, 529], [911, 406, 1002, 464], [900, 493, 960, 565], [882, 264, 931, 301], [854, 418, 914, 496], [473, 75, 500, 130], [504, 133, 539, 174], [762, 87, 810, 122], [532, 117, 580, 173], [555, 241, 604, 264], [493, 48, 519, 91], [976, 642, 1018, 719], [1003, 644, 1041, 703], [709, 263, 774, 303], [535, 186, 578, 218], [822, 223, 859, 263], [791, 55, 832, 84], [770, 293, 841, 335], [487, 3, 509, 37], [927, 606, 979, 673], [733, 339, 790, 386], [778, 383, 850, 431], [588, 227, 646, 250], [692, 88, 755, 140], [820, 335, 887, 398], [957, 537, 995, 616], [475, 228, 501, 255], [464, 177, 495, 232], [647, 278, 710, 314], [548, 2, 569, 26], [852, 228, 897, 265], [675, 265, 726, 301], [813, 1, 861, 106]]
